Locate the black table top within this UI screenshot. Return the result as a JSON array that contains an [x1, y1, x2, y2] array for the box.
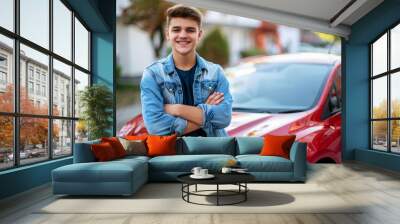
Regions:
[[177, 172, 255, 185]]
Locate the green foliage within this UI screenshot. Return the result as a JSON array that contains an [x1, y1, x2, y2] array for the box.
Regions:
[[198, 27, 230, 67], [79, 84, 113, 140], [240, 48, 266, 58], [121, 0, 173, 57], [116, 64, 122, 83]]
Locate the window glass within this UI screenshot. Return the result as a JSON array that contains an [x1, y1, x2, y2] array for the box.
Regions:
[[391, 120, 400, 153], [0, 116, 13, 170], [20, 44, 49, 115], [74, 69, 89, 118], [20, 0, 49, 49], [74, 18, 89, 70], [391, 24, 400, 70], [372, 77, 387, 119], [20, 117, 49, 165], [0, 35, 14, 113], [53, 119, 72, 158], [0, 0, 14, 31], [372, 33, 387, 76], [53, 59, 72, 117], [372, 121, 388, 151], [391, 72, 400, 118], [53, 0, 72, 60], [75, 120, 88, 143]]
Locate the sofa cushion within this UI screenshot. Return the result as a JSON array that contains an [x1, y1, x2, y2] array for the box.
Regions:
[[149, 154, 235, 172], [179, 137, 235, 155], [236, 155, 293, 172], [260, 134, 296, 159], [235, 137, 263, 155], [118, 138, 147, 156], [124, 135, 148, 141], [147, 134, 177, 157], [101, 137, 127, 158], [52, 158, 147, 183], [91, 142, 118, 161]]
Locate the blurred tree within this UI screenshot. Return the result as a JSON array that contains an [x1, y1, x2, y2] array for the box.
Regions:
[[121, 0, 173, 58], [0, 85, 59, 149], [392, 99, 400, 142], [240, 48, 266, 58], [198, 27, 230, 67], [116, 63, 122, 84], [373, 99, 387, 139], [76, 119, 88, 141]]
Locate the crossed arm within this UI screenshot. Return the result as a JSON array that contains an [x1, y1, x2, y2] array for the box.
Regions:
[[141, 67, 232, 136], [164, 92, 224, 134]]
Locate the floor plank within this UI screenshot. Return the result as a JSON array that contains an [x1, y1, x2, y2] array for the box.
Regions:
[[1, 162, 400, 224]]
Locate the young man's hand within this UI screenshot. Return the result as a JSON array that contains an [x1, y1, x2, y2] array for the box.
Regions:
[[205, 92, 224, 105], [164, 91, 224, 115], [163, 92, 224, 126]]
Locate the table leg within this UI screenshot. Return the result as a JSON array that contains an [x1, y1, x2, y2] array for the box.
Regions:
[[217, 184, 219, 206], [245, 183, 247, 201], [187, 184, 190, 202]]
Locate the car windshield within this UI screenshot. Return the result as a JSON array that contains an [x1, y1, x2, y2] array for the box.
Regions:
[[227, 62, 333, 113]]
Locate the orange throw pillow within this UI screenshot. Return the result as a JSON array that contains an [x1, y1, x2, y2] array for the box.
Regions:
[[259, 134, 296, 159], [101, 137, 127, 158], [146, 134, 177, 157], [91, 142, 117, 161], [124, 135, 148, 141]]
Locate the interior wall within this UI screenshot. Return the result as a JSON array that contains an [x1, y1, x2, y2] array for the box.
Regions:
[[343, 0, 400, 171]]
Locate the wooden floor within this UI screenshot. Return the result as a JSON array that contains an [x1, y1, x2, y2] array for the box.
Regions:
[[1, 162, 400, 224]]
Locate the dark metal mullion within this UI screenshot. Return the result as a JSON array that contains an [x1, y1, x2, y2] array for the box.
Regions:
[[372, 118, 400, 122], [0, 111, 79, 120], [370, 45, 373, 149], [0, 29, 91, 74], [1, 25, 90, 73], [71, 11, 76, 156], [75, 64, 90, 75], [49, 0, 53, 160], [13, 0, 20, 167], [371, 67, 400, 79], [388, 30, 392, 152], [0, 26, 17, 39], [112, 5, 116, 136]]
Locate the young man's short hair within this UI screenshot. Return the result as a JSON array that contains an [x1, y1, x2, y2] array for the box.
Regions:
[[166, 4, 203, 28]]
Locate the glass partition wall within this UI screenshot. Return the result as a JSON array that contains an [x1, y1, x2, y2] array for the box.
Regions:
[[0, 0, 91, 170]]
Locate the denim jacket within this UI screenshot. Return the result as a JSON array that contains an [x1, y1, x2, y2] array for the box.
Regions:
[[140, 53, 233, 137]]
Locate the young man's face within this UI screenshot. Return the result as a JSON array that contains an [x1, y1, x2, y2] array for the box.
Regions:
[[166, 17, 202, 56]]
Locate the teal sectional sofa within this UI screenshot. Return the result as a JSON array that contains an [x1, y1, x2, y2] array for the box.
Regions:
[[52, 137, 307, 196]]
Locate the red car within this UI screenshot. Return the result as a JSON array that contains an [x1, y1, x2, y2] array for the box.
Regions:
[[119, 53, 342, 163]]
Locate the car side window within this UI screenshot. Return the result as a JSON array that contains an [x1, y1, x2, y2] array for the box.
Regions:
[[321, 66, 342, 120]]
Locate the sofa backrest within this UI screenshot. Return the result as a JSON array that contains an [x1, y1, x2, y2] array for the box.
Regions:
[[235, 137, 264, 155], [177, 137, 236, 155], [73, 139, 100, 163]]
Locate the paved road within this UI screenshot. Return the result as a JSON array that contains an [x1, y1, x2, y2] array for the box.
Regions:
[[116, 104, 142, 133]]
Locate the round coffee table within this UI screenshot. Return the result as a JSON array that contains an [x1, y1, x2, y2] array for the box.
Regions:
[[177, 173, 255, 206]]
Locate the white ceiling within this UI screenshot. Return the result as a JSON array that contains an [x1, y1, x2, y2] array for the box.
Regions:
[[168, 0, 384, 38]]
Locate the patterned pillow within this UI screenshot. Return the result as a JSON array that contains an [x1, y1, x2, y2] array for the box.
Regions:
[[118, 138, 147, 156]]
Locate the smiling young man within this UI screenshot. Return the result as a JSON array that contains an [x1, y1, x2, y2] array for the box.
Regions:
[[140, 4, 232, 137]]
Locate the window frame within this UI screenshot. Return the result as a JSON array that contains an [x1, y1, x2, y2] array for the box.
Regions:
[[0, 0, 92, 171], [370, 20, 400, 154]]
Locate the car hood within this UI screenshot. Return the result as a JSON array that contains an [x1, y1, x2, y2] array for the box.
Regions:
[[226, 111, 309, 137]]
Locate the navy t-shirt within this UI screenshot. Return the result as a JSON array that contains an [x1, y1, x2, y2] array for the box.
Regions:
[[176, 65, 207, 137]]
